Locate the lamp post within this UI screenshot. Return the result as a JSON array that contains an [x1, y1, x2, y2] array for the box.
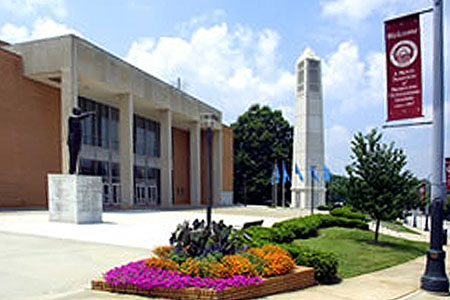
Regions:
[[201, 113, 220, 228], [421, 180, 431, 232], [421, 0, 449, 292]]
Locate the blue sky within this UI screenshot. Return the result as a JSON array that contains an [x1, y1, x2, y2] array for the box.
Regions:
[[0, 0, 448, 179]]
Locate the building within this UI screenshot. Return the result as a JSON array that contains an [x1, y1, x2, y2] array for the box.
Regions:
[[0, 35, 233, 209], [291, 48, 326, 208]]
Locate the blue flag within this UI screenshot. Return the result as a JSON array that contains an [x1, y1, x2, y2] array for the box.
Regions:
[[282, 161, 291, 184], [310, 166, 319, 182], [295, 163, 304, 182], [271, 163, 280, 185], [323, 165, 331, 182]]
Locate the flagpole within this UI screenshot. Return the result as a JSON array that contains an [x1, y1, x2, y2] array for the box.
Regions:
[[282, 161, 285, 208], [311, 166, 315, 215]]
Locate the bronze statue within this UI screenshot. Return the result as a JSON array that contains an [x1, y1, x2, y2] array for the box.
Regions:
[[67, 107, 96, 174]]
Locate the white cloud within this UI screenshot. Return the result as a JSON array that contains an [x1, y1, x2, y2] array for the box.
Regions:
[[176, 9, 226, 37], [0, 18, 81, 43], [0, 23, 28, 42], [322, 40, 385, 114], [0, 0, 67, 19], [125, 22, 295, 123], [321, 0, 401, 21]]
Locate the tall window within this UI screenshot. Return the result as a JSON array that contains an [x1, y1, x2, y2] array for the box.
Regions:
[[79, 97, 119, 149], [78, 97, 121, 206], [133, 115, 160, 157]]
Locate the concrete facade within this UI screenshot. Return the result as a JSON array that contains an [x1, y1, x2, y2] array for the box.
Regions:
[[291, 48, 326, 209], [0, 35, 233, 209]]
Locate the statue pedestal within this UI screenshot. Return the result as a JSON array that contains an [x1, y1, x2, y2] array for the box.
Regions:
[[48, 174, 103, 224]]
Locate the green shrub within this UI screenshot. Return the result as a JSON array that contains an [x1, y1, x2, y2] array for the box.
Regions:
[[273, 215, 320, 239], [241, 225, 295, 245], [317, 205, 330, 211], [317, 215, 369, 231], [330, 207, 367, 222], [281, 243, 339, 283], [273, 214, 368, 240]]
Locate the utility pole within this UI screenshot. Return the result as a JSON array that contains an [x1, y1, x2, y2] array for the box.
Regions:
[[421, 0, 449, 292]]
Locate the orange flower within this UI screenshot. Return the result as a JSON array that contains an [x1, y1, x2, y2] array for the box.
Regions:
[[152, 245, 175, 258], [246, 248, 266, 259], [222, 255, 258, 276], [145, 257, 179, 271]]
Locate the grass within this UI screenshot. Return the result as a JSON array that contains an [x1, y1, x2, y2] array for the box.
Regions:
[[381, 221, 421, 235], [293, 227, 428, 279]]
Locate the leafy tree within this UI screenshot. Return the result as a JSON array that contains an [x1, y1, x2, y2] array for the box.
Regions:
[[326, 174, 349, 205], [231, 104, 293, 205], [345, 129, 421, 242]]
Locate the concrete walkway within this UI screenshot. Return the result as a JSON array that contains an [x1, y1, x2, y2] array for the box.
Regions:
[[0, 207, 448, 300]]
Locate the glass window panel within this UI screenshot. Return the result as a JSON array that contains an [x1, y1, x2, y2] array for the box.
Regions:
[[146, 121, 156, 157], [155, 123, 160, 157], [95, 102, 102, 147], [100, 105, 109, 148], [79, 158, 95, 175], [111, 162, 120, 178], [111, 108, 119, 150], [98, 161, 109, 177], [134, 116, 146, 155]]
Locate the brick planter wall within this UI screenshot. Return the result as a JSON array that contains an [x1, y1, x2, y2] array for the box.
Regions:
[[92, 266, 315, 300]]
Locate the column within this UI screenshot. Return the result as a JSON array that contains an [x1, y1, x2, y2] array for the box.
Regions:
[[60, 38, 78, 174], [190, 121, 201, 206], [212, 128, 223, 205], [118, 93, 134, 208], [160, 109, 173, 208]]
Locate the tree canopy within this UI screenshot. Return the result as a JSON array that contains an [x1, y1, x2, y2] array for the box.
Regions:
[[345, 129, 421, 242], [231, 104, 293, 205], [326, 174, 349, 205]]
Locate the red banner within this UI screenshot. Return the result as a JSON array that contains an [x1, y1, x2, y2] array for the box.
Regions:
[[385, 13, 423, 121], [446, 158, 450, 190]]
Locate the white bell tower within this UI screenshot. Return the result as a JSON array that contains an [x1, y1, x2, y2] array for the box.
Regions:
[[291, 48, 326, 209]]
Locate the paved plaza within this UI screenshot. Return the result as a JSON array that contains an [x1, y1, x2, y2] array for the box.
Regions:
[[0, 206, 449, 300]]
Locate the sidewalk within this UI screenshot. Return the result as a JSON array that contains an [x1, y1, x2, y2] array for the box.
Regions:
[[0, 207, 448, 300]]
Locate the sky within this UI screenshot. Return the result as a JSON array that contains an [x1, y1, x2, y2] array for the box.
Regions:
[[0, 0, 448, 179]]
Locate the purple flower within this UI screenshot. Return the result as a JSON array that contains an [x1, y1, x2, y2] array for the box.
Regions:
[[104, 260, 262, 291]]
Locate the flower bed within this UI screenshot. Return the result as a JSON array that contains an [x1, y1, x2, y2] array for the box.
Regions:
[[92, 265, 315, 300], [91, 220, 316, 299]]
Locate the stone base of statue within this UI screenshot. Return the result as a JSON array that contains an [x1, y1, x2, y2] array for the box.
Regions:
[[48, 174, 103, 224]]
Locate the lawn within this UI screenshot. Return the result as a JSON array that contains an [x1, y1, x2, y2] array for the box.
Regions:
[[381, 221, 421, 235], [293, 227, 428, 279]]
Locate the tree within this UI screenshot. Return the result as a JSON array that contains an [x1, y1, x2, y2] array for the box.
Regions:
[[345, 129, 421, 242], [326, 174, 349, 205], [231, 104, 293, 205]]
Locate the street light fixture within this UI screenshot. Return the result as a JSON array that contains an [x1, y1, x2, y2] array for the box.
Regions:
[[200, 112, 220, 228]]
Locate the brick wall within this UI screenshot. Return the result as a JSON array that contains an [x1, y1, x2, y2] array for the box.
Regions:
[[0, 48, 61, 208]]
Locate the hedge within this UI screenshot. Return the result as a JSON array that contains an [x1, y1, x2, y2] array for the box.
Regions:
[[330, 207, 367, 222], [281, 243, 339, 283], [272, 214, 368, 240]]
